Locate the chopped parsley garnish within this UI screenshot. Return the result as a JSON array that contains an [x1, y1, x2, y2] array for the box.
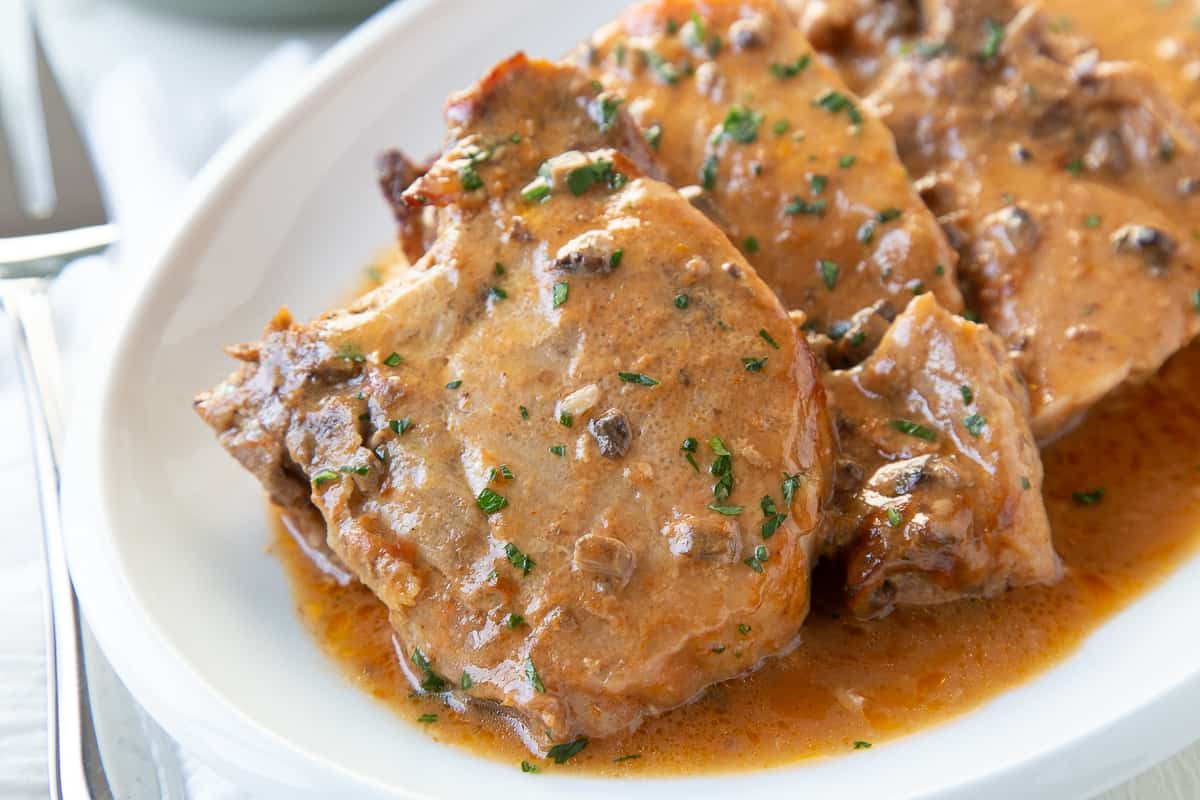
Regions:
[[857, 220, 876, 244], [709, 437, 734, 502], [618, 371, 660, 386], [819, 259, 839, 290], [782, 473, 801, 504], [961, 384, 974, 405], [964, 413, 987, 436], [520, 405, 530, 420], [738, 624, 751, 635], [504, 612, 524, 628], [553, 281, 569, 308], [759, 328, 779, 349], [721, 105, 764, 144], [411, 647, 447, 693], [521, 177, 552, 203], [548, 738, 588, 764], [383, 351, 403, 367], [701, 155, 719, 191], [310, 469, 339, 487], [461, 671, 474, 690], [853, 740, 873, 750], [1084, 214, 1101, 229], [444, 380, 463, 390], [559, 413, 573, 428], [978, 19, 1005, 60], [1160, 136, 1176, 163], [848, 331, 866, 347], [566, 159, 616, 196], [890, 419, 937, 442], [339, 464, 368, 476], [1021, 476, 1032, 490], [785, 197, 826, 216], [526, 657, 546, 693], [886, 507, 902, 527], [645, 123, 663, 151], [549, 445, 566, 457], [505, 542, 534, 575], [459, 163, 483, 191], [339, 344, 367, 363], [489, 286, 508, 300], [743, 546, 767, 572], [610, 249, 624, 269], [521, 761, 539, 773], [417, 713, 438, 723], [810, 174, 828, 195], [682, 437, 700, 471], [743, 236, 761, 253], [1194, 288, 1200, 312], [935, 264, 946, 276], [876, 208, 902, 223], [613, 754, 641, 763], [675, 293, 690, 309], [389, 417, 413, 435], [773, 119, 789, 136], [476, 488, 508, 514], [590, 93, 623, 133], [708, 503, 744, 515], [839, 154, 856, 168], [814, 90, 863, 125], [769, 55, 811, 78], [911, 281, 926, 296], [1072, 488, 1106, 506], [1066, 158, 1083, 178], [761, 495, 786, 539], [742, 356, 768, 372], [711, 645, 726, 654], [642, 49, 680, 84]]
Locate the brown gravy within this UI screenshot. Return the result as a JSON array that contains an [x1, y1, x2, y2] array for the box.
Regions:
[[270, 340, 1200, 775]]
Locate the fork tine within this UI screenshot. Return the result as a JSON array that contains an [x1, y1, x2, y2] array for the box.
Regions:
[[0, 106, 26, 237], [30, 22, 109, 234]]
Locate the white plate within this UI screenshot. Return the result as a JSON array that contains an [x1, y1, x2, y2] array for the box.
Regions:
[[61, 1, 1200, 797]]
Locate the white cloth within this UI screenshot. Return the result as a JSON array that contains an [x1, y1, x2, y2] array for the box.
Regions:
[[0, 38, 315, 800], [1, 5, 1197, 799]]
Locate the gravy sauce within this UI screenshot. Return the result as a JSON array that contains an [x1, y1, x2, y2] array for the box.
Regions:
[[270, 341, 1200, 775]]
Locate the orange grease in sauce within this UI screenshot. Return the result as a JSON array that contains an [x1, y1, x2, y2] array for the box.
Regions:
[[270, 343, 1200, 775]]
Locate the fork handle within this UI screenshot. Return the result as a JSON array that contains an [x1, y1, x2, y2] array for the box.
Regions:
[[1, 277, 106, 800]]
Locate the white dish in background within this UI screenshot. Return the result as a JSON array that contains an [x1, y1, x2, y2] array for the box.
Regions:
[[60, 1, 1200, 797]]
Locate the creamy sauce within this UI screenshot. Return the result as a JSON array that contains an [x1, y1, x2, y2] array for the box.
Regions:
[[271, 341, 1200, 775], [1042, 0, 1200, 124]]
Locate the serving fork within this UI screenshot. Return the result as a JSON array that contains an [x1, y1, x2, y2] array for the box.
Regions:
[[1, 11, 184, 800]]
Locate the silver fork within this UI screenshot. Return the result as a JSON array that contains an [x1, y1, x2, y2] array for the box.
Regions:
[[0, 11, 176, 800]]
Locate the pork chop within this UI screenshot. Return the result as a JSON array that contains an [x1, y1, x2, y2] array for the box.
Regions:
[[799, 0, 1200, 439], [581, 0, 962, 338], [820, 293, 1059, 618], [195, 55, 834, 753]]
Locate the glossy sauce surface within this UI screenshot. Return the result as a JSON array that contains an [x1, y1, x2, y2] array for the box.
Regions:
[[272, 341, 1200, 775]]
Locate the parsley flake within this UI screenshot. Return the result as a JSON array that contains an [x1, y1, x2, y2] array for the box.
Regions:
[[890, 419, 937, 442], [476, 488, 508, 514]]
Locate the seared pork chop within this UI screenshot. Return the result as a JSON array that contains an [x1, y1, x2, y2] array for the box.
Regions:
[[582, 0, 962, 338], [196, 55, 833, 753], [797, 0, 1200, 439], [820, 293, 1059, 618]]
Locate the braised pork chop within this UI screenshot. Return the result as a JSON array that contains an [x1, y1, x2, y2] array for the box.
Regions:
[[195, 56, 833, 753], [820, 293, 1058, 618], [582, 0, 962, 338], [798, 0, 1200, 439]]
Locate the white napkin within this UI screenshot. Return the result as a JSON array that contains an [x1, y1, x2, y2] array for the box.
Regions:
[[0, 42, 314, 800]]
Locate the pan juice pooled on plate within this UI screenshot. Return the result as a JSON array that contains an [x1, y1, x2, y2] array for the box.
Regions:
[[196, 0, 1200, 774]]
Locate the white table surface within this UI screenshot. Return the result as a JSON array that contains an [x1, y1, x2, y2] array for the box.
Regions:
[[3, 1, 1197, 797]]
